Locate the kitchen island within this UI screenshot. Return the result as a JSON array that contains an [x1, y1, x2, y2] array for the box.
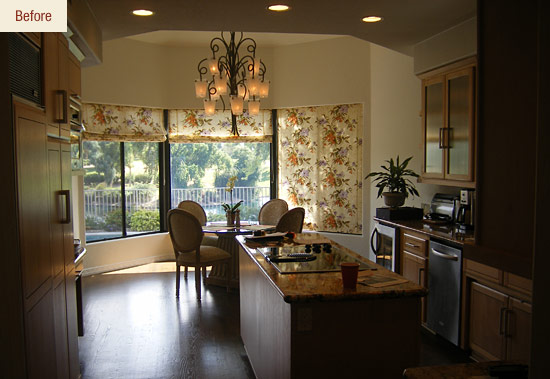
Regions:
[[237, 234, 428, 379]]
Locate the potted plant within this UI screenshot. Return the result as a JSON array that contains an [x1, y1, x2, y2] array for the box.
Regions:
[[222, 176, 243, 225], [365, 156, 420, 208]]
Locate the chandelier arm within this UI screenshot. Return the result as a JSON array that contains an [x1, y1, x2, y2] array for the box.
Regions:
[[219, 94, 226, 112], [197, 58, 208, 80], [235, 37, 257, 56], [237, 54, 255, 75]]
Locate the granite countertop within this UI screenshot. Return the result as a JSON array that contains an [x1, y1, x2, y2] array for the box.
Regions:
[[374, 217, 475, 246], [236, 234, 428, 304]]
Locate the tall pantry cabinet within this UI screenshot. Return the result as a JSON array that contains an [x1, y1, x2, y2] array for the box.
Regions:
[[7, 32, 80, 379]]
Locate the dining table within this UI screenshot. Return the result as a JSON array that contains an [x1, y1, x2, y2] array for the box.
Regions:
[[202, 222, 276, 288]]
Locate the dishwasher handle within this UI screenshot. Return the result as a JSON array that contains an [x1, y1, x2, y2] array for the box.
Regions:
[[431, 248, 459, 261]]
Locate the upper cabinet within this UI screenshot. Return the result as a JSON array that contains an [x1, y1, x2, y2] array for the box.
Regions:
[[419, 58, 476, 187], [43, 33, 72, 140]]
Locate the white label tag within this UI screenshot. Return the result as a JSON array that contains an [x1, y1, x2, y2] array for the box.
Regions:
[[1, 0, 67, 32]]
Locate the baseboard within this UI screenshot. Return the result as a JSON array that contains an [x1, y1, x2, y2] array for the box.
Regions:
[[82, 254, 174, 276]]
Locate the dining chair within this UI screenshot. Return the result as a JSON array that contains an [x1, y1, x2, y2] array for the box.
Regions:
[[258, 199, 289, 226], [178, 200, 218, 278], [275, 207, 305, 233], [167, 208, 231, 300]]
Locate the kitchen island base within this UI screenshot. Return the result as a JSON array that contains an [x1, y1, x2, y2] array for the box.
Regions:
[[239, 247, 422, 379]]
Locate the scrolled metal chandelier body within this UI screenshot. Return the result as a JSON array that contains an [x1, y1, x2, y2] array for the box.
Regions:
[[194, 31, 269, 136]]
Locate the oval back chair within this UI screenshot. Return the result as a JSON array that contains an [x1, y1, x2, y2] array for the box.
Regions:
[[258, 199, 289, 226], [167, 208, 231, 300], [275, 207, 305, 233]]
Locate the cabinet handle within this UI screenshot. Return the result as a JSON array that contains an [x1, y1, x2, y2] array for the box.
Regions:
[[59, 190, 71, 224], [439, 128, 444, 149], [370, 228, 379, 253], [405, 242, 420, 249], [499, 307, 507, 336], [55, 90, 68, 123], [418, 267, 425, 286], [505, 309, 513, 338]]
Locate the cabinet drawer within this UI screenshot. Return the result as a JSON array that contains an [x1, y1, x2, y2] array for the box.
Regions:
[[464, 259, 502, 285], [504, 273, 532, 296], [402, 232, 428, 257]]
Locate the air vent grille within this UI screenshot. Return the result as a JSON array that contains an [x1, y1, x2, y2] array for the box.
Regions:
[[8, 33, 42, 105]]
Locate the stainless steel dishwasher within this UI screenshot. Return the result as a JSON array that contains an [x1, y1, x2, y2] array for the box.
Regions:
[[426, 240, 462, 346]]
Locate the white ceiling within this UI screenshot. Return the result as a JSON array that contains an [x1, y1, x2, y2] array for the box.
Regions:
[[126, 30, 342, 48], [87, 0, 476, 55]]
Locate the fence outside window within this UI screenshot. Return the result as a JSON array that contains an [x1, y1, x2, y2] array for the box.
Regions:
[[84, 186, 271, 228]]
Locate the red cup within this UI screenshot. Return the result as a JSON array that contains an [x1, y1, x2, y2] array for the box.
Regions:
[[341, 262, 360, 289]]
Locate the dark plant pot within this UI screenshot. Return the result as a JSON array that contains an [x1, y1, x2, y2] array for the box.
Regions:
[[382, 192, 405, 208]]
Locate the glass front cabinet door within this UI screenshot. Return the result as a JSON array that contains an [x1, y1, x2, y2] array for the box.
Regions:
[[421, 59, 476, 185]]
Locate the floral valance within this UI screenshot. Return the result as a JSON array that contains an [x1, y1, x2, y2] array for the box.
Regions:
[[82, 103, 166, 142], [168, 109, 272, 143], [278, 104, 363, 235]]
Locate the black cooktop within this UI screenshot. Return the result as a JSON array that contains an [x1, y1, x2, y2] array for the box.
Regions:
[[259, 244, 375, 274]]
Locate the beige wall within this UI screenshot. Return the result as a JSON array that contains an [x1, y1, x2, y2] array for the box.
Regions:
[[83, 233, 173, 276], [368, 43, 457, 259], [269, 37, 371, 255], [82, 38, 274, 109], [81, 35, 445, 271]]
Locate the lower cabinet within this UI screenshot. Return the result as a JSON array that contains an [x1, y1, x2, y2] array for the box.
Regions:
[[400, 230, 429, 323], [468, 279, 531, 363], [402, 251, 428, 322]]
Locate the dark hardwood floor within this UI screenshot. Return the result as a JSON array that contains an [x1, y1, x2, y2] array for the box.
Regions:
[[78, 263, 470, 378]]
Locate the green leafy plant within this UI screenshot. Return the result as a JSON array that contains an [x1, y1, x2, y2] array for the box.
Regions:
[[222, 176, 243, 213], [365, 156, 420, 198], [129, 210, 160, 232]]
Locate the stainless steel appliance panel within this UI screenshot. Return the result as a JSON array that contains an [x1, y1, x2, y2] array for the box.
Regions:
[[427, 240, 462, 345]]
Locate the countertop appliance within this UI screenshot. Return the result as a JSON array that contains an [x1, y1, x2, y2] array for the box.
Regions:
[[427, 240, 462, 346], [260, 244, 374, 274], [370, 222, 398, 272], [424, 193, 459, 225], [456, 189, 475, 231]]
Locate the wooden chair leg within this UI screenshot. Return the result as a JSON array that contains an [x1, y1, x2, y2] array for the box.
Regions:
[[202, 266, 207, 279], [176, 263, 180, 298], [195, 266, 201, 301], [184, 266, 188, 279], [226, 260, 231, 293]]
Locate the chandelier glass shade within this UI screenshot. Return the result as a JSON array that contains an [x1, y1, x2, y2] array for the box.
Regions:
[[194, 31, 269, 136]]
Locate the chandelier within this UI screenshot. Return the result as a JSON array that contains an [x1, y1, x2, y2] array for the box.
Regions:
[[194, 31, 269, 136]]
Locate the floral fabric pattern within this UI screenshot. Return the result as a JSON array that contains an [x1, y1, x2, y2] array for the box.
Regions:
[[168, 109, 272, 142], [278, 104, 363, 234], [82, 103, 166, 142]]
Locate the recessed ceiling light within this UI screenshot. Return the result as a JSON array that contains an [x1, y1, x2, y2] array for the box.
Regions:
[[268, 4, 291, 12], [132, 9, 154, 16], [362, 16, 383, 23]]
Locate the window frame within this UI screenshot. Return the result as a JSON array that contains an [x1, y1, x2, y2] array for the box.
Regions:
[[85, 110, 277, 243]]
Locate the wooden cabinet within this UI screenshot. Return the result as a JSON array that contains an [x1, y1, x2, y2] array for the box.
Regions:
[[465, 0, 539, 279], [68, 53, 81, 97], [419, 58, 476, 187], [48, 140, 79, 378], [469, 282, 531, 363], [400, 231, 428, 323], [13, 40, 80, 377], [43, 33, 71, 140], [463, 259, 532, 364]]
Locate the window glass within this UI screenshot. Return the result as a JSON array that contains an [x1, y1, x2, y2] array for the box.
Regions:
[[83, 141, 123, 241], [170, 143, 270, 222], [124, 142, 160, 235], [83, 141, 160, 242]]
